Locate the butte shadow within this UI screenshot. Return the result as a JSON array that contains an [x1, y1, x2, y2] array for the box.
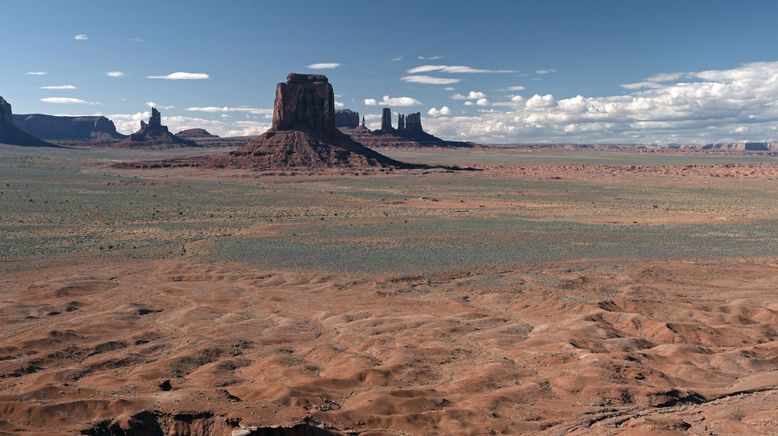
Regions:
[[115, 74, 470, 172]]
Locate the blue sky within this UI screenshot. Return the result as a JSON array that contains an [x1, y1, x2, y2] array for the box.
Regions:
[[4, 0, 778, 143]]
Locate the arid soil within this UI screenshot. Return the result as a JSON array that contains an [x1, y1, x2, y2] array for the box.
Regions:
[[1, 145, 778, 435]]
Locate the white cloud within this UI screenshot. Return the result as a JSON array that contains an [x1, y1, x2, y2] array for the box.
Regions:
[[335, 101, 344, 108], [620, 81, 662, 90], [535, 69, 557, 75], [418, 61, 778, 144], [364, 95, 421, 107], [306, 62, 341, 69], [408, 65, 515, 74], [38, 85, 77, 90], [40, 97, 95, 104], [476, 98, 490, 106], [452, 91, 487, 100], [505, 85, 526, 91], [26, 72, 47, 76], [428, 106, 451, 117], [392, 56, 403, 62], [646, 72, 686, 82], [417, 55, 444, 60], [147, 72, 209, 80], [401, 75, 460, 85], [74, 34, 88, 41], [105, 71, 126, 78], [145, 101, 174, 110], [186, 106, 272, 116]]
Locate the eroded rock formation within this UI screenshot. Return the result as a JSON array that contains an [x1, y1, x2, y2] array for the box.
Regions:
[[335, 109, 359, 129], [345, 107, 473, 148], [381, 108, 393, 131], [219, 74, 407, 169], [113, 108, 197, 149], [13, 114, 126, 142], [0, 97, 54, 147]]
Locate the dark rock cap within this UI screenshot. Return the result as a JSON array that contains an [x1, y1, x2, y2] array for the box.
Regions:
[[286, 73, 329, 83]]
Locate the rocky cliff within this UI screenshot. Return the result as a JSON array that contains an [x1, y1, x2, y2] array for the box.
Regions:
[[335, 109, 359, 129], [0, 97, 55, 147], [12, 114, 126, 141]]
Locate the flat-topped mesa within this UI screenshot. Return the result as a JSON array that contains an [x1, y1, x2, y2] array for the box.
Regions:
[[0, 96, 54, 147], [12, 114, 126, 141], [271, 73, 335, 133]]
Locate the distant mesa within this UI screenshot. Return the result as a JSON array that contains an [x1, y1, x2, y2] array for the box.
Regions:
[[0, 96, 56, 147], [334, 109, 359, 129], [175, 128, 219, 139], [342, 106, 474, 148], [217, 73, 409, 169], [13, 113, 126, 143], [113, 108, 197, 149]]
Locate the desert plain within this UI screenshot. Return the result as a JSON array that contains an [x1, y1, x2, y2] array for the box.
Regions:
[[1, 144, 778, 435]]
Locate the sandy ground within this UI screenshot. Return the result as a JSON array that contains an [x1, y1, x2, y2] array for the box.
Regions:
[[2, 258, 778, 435], [1, 145, 778, 435]]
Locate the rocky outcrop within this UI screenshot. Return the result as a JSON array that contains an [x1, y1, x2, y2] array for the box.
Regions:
[[0, 97, 55, 147], [13, 114, 126, 141], [345, 107, 473, 148], [220, 74, 407, 169], [175, 128, 218, 139], [335, 109, 359, 129], [381, 108, 392, 131], [112, 108, 197, 149], [404, 113, 423, 136]]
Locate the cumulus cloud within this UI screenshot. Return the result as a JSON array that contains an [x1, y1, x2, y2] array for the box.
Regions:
[[334, 101, 344, 108], [452, 91, 487, 100], [147, 72, 209, 80], [402, 75, 460, 85], [105, 71, 126, 78], [476, 98, 490, 106], [407, 65, 516, 74], [364, 96, 421, 106], [39, 85, 76, 90], [40, 97, 94, 104], [419, 61, 778, 144], [74, 34, 88, 41], [26, 72, 47, 76], [428, 106, 451, 117], [306, 63, 341, 69], [185, 106, 272, 116]]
